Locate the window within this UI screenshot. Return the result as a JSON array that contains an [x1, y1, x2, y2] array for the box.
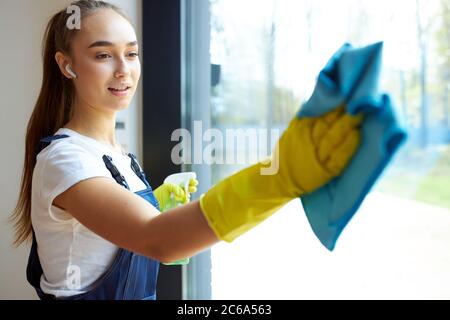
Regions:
[[208, 0, 450, 299]]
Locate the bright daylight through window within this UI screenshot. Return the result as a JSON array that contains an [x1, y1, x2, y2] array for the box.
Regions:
[[208, 0, 450, 299]]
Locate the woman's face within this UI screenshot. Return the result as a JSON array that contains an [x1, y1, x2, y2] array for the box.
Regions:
[[68, 9, 140, 112]]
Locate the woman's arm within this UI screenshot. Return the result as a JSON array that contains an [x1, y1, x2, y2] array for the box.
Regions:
[[54, 108, 362, 263], [54, 177, 219, 263]]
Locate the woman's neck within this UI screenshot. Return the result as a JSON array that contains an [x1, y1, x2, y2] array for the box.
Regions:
[[64, 103, 119, 150]]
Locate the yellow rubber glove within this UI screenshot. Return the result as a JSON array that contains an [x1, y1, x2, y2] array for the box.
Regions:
[[154, 178, 199, 212], [200, 106, 363, 242], [185, 178, 199, 198], [154, 178, 198, 265]]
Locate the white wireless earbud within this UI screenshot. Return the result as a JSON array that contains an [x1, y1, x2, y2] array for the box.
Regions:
[[65, 64, 77, 79]]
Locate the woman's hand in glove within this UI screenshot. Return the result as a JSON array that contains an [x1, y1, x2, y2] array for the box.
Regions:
[[154, 178, 199, 211]]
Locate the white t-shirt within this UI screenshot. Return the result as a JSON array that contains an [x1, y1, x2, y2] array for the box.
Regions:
[[31, 128, 152, 297]]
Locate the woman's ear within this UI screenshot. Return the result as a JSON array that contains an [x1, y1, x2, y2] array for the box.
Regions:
[[55, 52, 76, 79]]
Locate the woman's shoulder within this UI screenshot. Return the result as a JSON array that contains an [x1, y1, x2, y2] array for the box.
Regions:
[[38, 137, 88, 161], [33, 130, 112, 196], [36, 129, 107, 173]]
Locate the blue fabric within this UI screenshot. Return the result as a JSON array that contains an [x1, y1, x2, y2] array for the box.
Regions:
[[298, 42, 408, 251], [27, 135, 160, 300]]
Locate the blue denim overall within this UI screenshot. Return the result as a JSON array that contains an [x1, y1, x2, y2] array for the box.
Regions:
[[27, 135, 160, 300]]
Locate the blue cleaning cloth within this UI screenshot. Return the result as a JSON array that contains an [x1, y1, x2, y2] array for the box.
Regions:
[[298, 42, 408, 251]]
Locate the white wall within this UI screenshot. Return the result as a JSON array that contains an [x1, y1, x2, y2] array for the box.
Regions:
[[0, 0, 142, 299]]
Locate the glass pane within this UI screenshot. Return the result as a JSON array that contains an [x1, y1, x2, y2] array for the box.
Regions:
[[209, 0, 450, 299]]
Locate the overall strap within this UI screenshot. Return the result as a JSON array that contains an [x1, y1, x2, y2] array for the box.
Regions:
[[102, 155, 130, 190], [128, 153, 151, 188], [26, 231, 56, 300], [36, 135, 70, 155]]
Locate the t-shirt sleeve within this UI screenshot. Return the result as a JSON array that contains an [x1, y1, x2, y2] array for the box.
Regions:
[[39, 142, 112, 219]]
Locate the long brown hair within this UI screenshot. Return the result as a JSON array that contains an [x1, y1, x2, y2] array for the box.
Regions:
[[10, 0, 129, 246]]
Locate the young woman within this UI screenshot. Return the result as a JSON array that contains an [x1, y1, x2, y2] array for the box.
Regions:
[[11, 0, 362, 300]]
